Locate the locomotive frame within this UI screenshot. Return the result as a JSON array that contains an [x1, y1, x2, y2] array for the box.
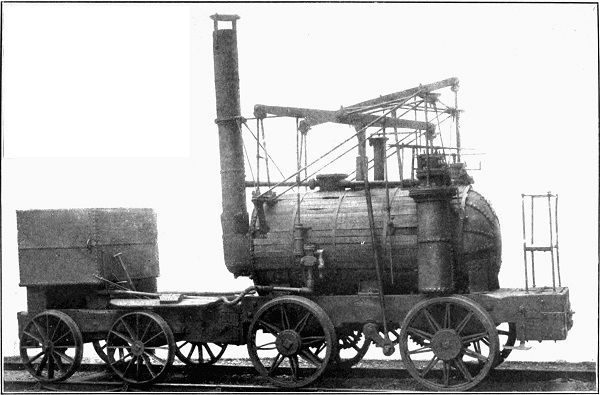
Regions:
[[15, 14, 573, 391]]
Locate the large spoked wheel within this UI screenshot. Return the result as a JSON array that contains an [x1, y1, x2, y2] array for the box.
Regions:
[[106, 311, 175, 385], [334, 329, 371, 369], [247, 295, 337, 388], [399, 296, 499, 391], [19, 310, 83, 383], [175, 341, 227, 366]]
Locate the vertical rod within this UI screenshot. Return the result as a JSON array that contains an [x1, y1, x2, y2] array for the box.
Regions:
[[530, 195, 536, 287], [454, 87, 462, 162], [260, 119, 271, 187], [554, 194, 562, 287], [296, 118, 301, 223], [411, 148, 416, 181], [382, 127, 394, 284], [424, 95, 430, 186], [361, 158, 389, 339], [547, 192, 556, 290], [521, 194, 529, 291], [392, 109, 403, 181], [255, 119, 261, 190]]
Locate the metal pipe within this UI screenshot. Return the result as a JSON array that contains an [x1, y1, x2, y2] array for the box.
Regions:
[[211, 14, 252, 276]]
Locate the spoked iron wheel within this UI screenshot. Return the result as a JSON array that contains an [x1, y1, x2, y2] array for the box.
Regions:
[[92, 340, 109, 363], [399, 296, 499, 391], [334, 329, 371, 369], [106, 311, 175, 385], [495, 322, 516, 367], [175, 341, 227, 366], [19, 310, 83, 382], [247, 295, 337, 388]]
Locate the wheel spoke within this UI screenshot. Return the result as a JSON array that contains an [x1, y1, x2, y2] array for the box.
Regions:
[[186, 343, 196, 360], [442, 361, 450, 386], [455, 312, 473, 334], [140, 321, 152, 342], [294, 312, 311, 334], [203, 343, 216, 361], [51, 352, 66, 372], [119, 319, 137, 341], [32, 319, 47, 343], [23, 330, 44, 345], [35, 353, 49, 375], [110, 330, 134, 345], [27, 350, 45, 364], [422, 309, 441, 332], [281, 305, 290, 330], [299, 349, 322, 366], [289, 356, 299, 380], [462, 331, 488, 344], [407, 327, 434, 341], [464, 348, 488, 363], [256, 341, 277, 350], [114, 351, 133, 365], [443, 303, 451, 329], [454, 358, 473, 381], [140, 354, 157, 378], [420, 356, 439, 378], [409, 346, 432, 355], [54, 350, 75, 365], [481, 337, 490, 347], [48, 353, 55, 379], [259, 319, 282, 335], [52, 330, 72, 346], [268, 353, 284, 374], [143, 331, 164, 345], [301, 335, 326, 346], [145, 351, 166, 366]]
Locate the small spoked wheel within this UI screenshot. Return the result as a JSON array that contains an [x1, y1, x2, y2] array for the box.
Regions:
[[19, 310, 83, 382], [334, 329, 371, 369], [399, 296, 499, 391], [106, 311, 175, 385], [175, 341, 227, 366], [247, 295, 337, 388]]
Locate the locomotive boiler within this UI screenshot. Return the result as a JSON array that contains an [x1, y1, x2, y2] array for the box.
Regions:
[[14, 13, 573, 392]]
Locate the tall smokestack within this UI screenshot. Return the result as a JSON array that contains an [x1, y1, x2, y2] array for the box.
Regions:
[[211, 14, 252, 276]]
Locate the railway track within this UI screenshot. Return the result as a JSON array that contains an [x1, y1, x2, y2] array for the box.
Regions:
[[4, 358, 596, 392]]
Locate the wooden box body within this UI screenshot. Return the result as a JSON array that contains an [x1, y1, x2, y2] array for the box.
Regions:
[[17, 208, 159, 286]]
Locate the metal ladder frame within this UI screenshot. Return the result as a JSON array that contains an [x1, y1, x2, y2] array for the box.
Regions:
[[521, 192, 561, 291]]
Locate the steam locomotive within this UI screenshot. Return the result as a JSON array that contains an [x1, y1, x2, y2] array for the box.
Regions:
[[15, 14, 572, 391]]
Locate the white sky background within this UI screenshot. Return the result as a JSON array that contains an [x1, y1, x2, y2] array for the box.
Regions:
[[2, 3, 598, 363]]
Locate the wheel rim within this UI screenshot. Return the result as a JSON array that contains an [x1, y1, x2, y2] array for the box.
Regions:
[[247, 296, 336, 388], [399, 296, 499, 391], [19, 310, 83, 383], [106, 311, 174, 384], [495, 322, 516, 367], [92, 340, 109, 363], [334, 329, 370, 369], [175, 342, 227, 366]]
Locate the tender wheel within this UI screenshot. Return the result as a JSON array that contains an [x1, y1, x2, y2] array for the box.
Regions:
[[495, 322, 516, 367], [19, 310, 83, 383], [106, 311, 175, 384], [399, 296, 499, 391], [334, 329, 371, 369], [175, 342, 227, 366], [247, 295, 337, 388], [92, 340, 109, 363]]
